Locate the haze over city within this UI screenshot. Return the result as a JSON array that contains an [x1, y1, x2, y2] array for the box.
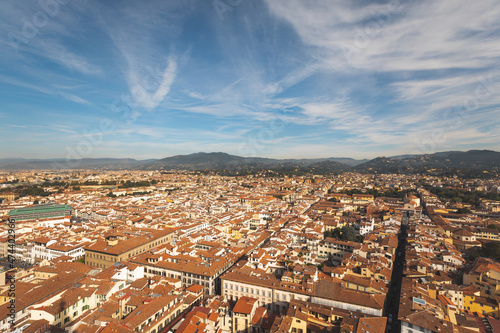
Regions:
[[1, 0, 500, 159]]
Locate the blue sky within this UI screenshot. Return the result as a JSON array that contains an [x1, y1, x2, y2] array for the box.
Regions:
[[1, 0, 500, 160]]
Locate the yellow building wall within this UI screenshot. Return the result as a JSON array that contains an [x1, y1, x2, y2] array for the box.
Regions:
[[464, 295, 499, 318]]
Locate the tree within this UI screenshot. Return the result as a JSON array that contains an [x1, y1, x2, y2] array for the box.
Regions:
[[18, 186, 52, 197], [33, 199, 39, 205], [72, 186, 81, 191], [341, 226, 357, 242], [482, 242, 500, 261], [332, 228, 342, 239], [456, 207, 471, 214], [488, 224, 500, 232]]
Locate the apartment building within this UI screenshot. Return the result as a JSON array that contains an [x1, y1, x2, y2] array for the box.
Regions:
[[84, 228, 176, 269], [132, 251, 236, 296]]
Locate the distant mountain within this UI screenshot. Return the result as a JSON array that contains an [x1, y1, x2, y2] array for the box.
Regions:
[[146, 152, 249, 170], [0, 153, 366, 171], [142, 152, 361, 171], [355, 150, 500, 173], [326, 157, 368, 167], [353, 157, 403, 173], [0, 158, 155, 170], [1, 150, 497, 173]]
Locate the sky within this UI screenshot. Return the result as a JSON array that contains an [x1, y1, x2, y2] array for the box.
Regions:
[[1, 0, 500, 160]]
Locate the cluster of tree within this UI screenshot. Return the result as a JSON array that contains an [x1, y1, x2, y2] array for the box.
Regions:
[[41, 181, 67, 187], [17, 186, 53, 197], [78, 180, 117, 185], [425, 186, 500, 207], [330, 188, 411, 199], [118, 180, 156, 188], [324, 226, 364, 243], [129, 191, 152, 196], [437, 168, 499, 180], [1, 179, 19, 184], [456, 207, 472, 214], [164, 187, 181, 193], [465, 243, 500, 262], [105, 190, 151, 197], [488, 224, 500, 232]]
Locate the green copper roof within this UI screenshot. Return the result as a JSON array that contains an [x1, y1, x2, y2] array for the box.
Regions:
[[9, 204, 72, 220]]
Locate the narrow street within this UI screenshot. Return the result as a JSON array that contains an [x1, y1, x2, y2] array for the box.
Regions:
[[384, 211, 409, 333]]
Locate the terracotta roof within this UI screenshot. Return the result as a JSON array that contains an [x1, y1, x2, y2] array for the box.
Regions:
[[233, 296, 258, 314], [356, 317, 387, 333]]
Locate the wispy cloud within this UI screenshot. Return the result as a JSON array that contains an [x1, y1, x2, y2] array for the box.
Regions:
[[128, 57, 178, 109], [0, 74, 91, 105], [265, 0, 500, 71], [1, 1, 499, 159], [260, 0, 500, 154], [36, 40, 102, 75]]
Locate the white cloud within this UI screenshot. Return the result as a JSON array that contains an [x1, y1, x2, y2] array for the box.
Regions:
[[37, 40, 101, 75], [260, 0, 500, 154], [128, 57, 178, 109], [0, 74, 91, 105], [265, 0, 500, 72]]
